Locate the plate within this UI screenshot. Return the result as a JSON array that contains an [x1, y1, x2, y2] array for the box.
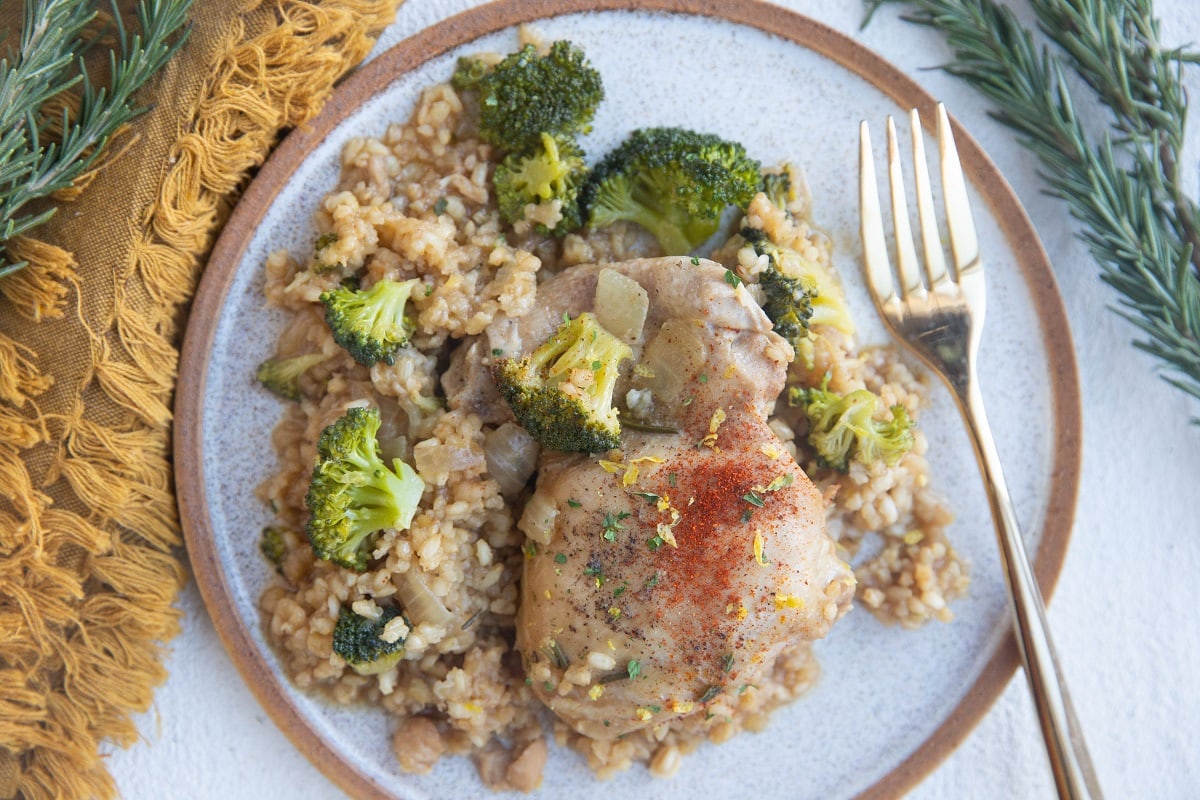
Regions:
[[175, 2, 1081, 798]]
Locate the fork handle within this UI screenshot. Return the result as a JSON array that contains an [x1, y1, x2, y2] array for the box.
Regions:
[[959, 380, 1104, 800]]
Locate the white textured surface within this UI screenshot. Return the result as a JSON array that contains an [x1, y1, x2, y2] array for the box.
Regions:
[[108, 1, 1200, 798]]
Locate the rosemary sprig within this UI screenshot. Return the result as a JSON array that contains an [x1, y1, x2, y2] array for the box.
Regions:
[[866, 0, 1200, 419], [0, 0, 193, 278]]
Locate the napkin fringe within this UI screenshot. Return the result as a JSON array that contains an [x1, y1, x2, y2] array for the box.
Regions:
[[0, 2, 400, 797]]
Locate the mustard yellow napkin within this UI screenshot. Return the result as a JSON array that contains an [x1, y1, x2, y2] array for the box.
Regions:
[[0, 2, 402, 797]]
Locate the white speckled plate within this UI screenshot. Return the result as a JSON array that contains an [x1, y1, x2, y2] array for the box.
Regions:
[[176, 2, 1080, 798]]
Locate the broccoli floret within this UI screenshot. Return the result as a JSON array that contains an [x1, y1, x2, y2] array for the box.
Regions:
[[743, 226, 854, 341], [581, 127, 761, 255], [320, 277, 422, 366], [493, 312, 632, 453], [260, 525, 291, 574], [331, 605, 407, 675], [761, 169, 794, 211], [255, 353, 327, 401], [789, 378, 914, 472], [493, 132, 587, 235], [305, 406, 425, 572], [757, 263, 815, 355], [454, 41, 603, 153]]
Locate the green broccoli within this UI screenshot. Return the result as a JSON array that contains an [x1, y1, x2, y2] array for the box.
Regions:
[[320, 277, 422, 367], [331, 605, 407, 675], [493, 312, 632, 453], [260, 525, 292, 574], [742, 227, 854, 341], [305, 406, 425, 572], [789, 377, 914, 472], [493, 132, 587, 235], [580, 127, 761, 255], [255, 352, 328, 401], [761, 169, 794, 211], [757, 262, 815, 355], [452, 41, 603, 153]]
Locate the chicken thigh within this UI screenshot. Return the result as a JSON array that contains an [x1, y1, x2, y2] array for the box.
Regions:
[[505, 257, 855, 739]]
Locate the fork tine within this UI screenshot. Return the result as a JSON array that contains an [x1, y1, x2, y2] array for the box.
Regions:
[[909, 108, 950, 290], [859, 121, 894, 306], [936, 104, 980, 277], [886, 116, 924, 297]]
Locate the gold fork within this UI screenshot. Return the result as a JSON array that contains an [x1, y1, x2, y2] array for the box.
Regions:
[[859, 104, 1103, 800]]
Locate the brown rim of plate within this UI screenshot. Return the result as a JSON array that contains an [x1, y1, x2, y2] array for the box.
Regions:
[[175, 1, 1083, 798]]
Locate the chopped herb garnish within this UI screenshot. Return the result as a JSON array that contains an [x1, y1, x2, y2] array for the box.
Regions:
[[525, 677, 533, 685], [601, 511, 630, 541], [613, 585, 626, 598], [584, 560, 606, 587], [724, 269, 742, 288], [697, 685, 723, 704], [424, 283, 434, 296], [682, 396, 694, 406], [491, 348, 503, 357], [763, 473, 795, 493], [642, 572, 660, 590], [627, 659, 641, 680], [433, 197, 448, 215], [542, 640, 570, 669], [690, 256, 700, 266], [737, 684, 756, 695], [647, 535, 664, 551], [647, 704, 661, 713], [554, 552, 567, 565], [721, 653, 735, 673], [698, 373, 708, 384], [742, 492, 765, 508], [740, 508, 754, 523], [543, 681, 554, 692], [629, 490, 661, 504], [315, 232, 338, 250], [567, 498, 582, 508], [523, 542, 539, 558], [668, 473, 677, 487], [461, 609, 482, 630]]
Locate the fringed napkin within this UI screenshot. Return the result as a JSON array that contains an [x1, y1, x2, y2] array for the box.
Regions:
[[0, 2, 402, 797]]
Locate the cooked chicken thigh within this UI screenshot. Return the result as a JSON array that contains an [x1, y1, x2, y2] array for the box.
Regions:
[[505, 257, 855, 739]]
